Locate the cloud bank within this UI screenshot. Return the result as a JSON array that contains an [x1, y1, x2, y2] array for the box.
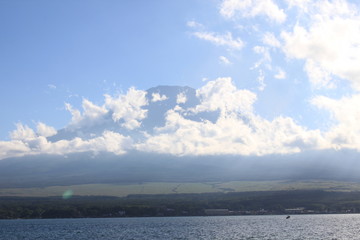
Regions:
[[0, 76, 358, 160], [2, 0, 360, 162]]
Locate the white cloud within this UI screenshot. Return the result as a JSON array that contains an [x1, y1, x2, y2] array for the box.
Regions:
[[5, 80, 323, 160], [257, 70, 266, 91], [311, 94, 360, 149], [3, 78, 355, 160], [0, 128, 132, 160], [315, 0, 357, 18], [151, 93, 168, 102], [274, 68, 286, 79], [100, 131, 133, 154], [10, 123, 37, 141], [0, 140, 30, 159], [304, 59, 334, 89], [64, 88, 148, 131], [220, 0, 286, 23], [193, 77, 257, 116], [37, 122, 57, 137], [55, 131, 131, 155], [193, 31, 244, 50], [82, 99, 108, 120], [65, 98, 108, 130], [7, 1, 360, 162], [262, 32, 281, 48], [281, 0, 360, 90], [105, 87, 148, 130], [219, 56, 232, 65], [137, 96, 325, 156], [285, 0, 311, 11], [135, 78, 328, 156], [0, 87, 148, 160], [65, 103, 82, 126], [176, 92, 187, 104], [252, 45, 271, 69], [253, 46, 271, 59], [187, 20, 203, 28]]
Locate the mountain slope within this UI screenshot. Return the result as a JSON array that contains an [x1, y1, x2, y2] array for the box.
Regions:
[[1, 149, 360, 188]]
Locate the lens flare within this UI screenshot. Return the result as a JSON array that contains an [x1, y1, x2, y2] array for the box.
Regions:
[[62, 189, 73, 199]]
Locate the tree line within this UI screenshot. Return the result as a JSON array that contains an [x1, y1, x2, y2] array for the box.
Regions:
[[2, 190, 360, 219]]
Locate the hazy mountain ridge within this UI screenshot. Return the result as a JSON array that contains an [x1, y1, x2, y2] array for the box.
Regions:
[[2, 86, 360, 191], [2, 149, 360, 188]]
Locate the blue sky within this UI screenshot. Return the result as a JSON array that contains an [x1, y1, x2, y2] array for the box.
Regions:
[[1, 0, 360, 159], [0, 0, 211, 138]]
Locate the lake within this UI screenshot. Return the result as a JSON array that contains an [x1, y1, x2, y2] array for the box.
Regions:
[[0, 214, 359, 239]]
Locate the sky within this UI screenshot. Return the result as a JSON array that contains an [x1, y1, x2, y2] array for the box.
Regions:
[[1, 0, 360, 160]]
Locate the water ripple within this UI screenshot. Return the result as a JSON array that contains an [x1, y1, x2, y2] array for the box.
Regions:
[[1, 214, 359, 239]]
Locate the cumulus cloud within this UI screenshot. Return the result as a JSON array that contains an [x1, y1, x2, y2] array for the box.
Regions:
[[312, 94, 360, 149], [65, 103, 82, 127], [193, 31, 244, 50], [281, 0, 360, 90], [105, 87, 148, 130], [53, 130, 132, 155], [0, 140, 30, 160], [65, 98, 108, 130], [137, 79, 326, 156], [176, 92, 187, 104], [3, 76, 360, 160], [220, 0, 286, 23], [304, 59, 334, 89], [0, 87, 149, 160], [1, 127, 132, 160], [192, 77, 257, 116], [151, 93, 168, 102], [10, 123, 37, 141], [4, 0, 360, 165], [64, 88, 148, 131], [37, 122, 57, 137]]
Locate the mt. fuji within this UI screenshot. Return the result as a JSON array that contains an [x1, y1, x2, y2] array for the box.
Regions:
[[2, 81, 360, 191], [48, 85, 219, 143]]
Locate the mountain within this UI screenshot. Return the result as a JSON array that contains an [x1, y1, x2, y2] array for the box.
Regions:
[[1, 149, 360, 188], [2, 86, 360, 191], [48, 85, 219, 142]]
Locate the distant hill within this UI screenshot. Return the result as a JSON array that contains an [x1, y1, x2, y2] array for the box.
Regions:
[[2, 86, 360, 194], [1, 149, 360, 189]]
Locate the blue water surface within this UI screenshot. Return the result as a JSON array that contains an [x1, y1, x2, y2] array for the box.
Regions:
[[0, 214, 359, 240]]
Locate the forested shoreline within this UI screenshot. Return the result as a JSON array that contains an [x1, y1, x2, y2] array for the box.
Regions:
[[2, 190, 360, 219]]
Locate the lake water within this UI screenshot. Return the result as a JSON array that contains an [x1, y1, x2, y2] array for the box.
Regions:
[[1, 214, 359, 239]]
